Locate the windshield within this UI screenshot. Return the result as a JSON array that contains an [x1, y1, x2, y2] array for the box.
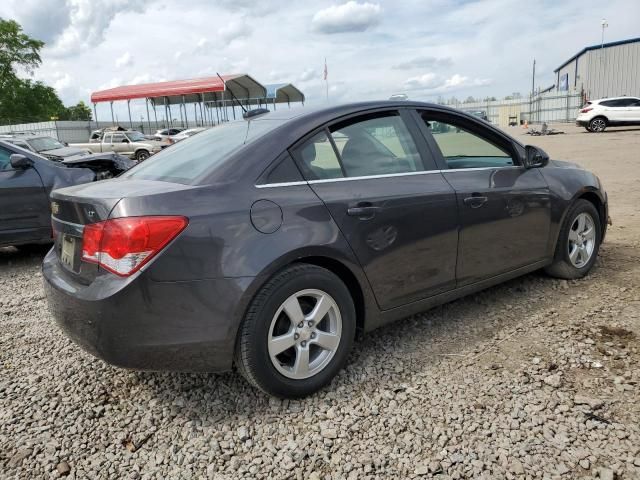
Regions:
[[29, 137, 65, 152], [126, 132, 147, 142], [122, 119, 284, 184]]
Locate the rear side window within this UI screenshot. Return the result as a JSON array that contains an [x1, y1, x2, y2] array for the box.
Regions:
[[293, 111, 423, 180], [123, 119, 283, 184], [330, 113, 422, 177], [292, 131, 344, 180], [0, 147, 11, 170]]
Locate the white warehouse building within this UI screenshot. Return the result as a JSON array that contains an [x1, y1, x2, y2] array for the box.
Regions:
[[554, 37, 640, 100]]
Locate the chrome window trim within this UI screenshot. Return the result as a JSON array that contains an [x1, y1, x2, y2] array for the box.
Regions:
[[255, 165, 523, 188]]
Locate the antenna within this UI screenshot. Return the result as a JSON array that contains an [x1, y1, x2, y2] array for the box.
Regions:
[[217, 73, 247, 114]]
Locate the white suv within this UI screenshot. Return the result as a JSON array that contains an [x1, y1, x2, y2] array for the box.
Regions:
[[576, 96, 640, 132]]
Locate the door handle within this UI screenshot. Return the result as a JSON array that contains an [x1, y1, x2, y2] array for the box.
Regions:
[[347, 204, 380, 218], [463, 195, 488, 208]]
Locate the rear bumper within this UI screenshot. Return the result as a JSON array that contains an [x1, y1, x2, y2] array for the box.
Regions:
[[42, 249, 253, 372], [576, 120, 589, 127]]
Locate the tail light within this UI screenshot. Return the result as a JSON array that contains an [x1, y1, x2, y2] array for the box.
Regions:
[[81, 216, 188, 276], [580, 107, 593, 113]]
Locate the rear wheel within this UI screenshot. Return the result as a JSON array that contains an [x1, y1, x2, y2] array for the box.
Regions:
[[545, 199, 601, 279], [235, 264, 355, 398], [588, 117, 607, 132], [136, 150, 150, 161]]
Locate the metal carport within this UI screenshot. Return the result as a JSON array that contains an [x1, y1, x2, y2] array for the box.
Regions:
[[263, 83, 305, 109], [90, 74, 267, 130]]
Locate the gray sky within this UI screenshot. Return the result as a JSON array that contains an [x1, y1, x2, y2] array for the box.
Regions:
[[1, 0, 639, 121]]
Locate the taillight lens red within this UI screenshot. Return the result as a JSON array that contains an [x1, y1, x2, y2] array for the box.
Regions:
[[81, 216, 188, 276], [580, 107, 593, 113]]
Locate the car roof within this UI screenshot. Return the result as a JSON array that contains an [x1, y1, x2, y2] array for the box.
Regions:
[[592, 96, 640, 102]]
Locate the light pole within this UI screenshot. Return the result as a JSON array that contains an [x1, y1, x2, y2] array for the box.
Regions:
[[600, 18, 608, 61]]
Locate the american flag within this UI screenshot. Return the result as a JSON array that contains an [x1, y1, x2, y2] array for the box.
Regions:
[[323, 58, 328, 81]]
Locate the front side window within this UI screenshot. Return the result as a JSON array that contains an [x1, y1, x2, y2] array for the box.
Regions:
[[330, 113, 422, 178], [111, 134, 127, 143], [421, 115, 514, 169]]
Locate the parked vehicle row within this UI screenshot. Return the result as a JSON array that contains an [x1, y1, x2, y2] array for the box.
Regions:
[[43, 101, 608, 398], [0, 140, 135, 249], [577, 96, 640, 132], [0, 134, 92, 160], [71, 130, 163, 161]]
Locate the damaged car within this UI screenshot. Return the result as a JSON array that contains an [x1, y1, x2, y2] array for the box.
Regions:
[[1, 134, 93, 161], [0, 140, 135, 250]]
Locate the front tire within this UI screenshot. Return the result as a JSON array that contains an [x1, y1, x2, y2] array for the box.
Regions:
[[235, 264, 356, 398], [545, 199, 601, 279], [588, 117, 607, 132]]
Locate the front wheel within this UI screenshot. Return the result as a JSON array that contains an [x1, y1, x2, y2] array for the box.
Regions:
[[235, 264, 355, 398], [545, 199, 601, 279]]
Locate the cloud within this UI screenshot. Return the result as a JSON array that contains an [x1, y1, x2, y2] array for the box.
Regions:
[[393, 56, 453, 70], [312, 1, 381, 34], [44, 0, 153, 57], [115, 52, 133, 68], [218, 20, 251, 43], [403, 73, 492, 92], [299, 68, 317, 82], [10, 0, 70, 43]]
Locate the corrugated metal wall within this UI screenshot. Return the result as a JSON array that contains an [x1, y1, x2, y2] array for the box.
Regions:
[[556, 41, 640, 100]]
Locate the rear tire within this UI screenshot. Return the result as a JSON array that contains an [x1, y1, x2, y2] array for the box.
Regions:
[[136, 150, 150, 161], [584, 126, 592, 132], [545, 199, 601, 279], [588, 117, 607, 132], [235, 264, 355, 398]]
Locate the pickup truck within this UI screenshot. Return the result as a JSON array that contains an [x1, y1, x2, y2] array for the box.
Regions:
[[70, 130, 162, 161]]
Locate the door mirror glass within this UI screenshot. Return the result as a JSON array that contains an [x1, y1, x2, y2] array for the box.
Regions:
[[10, 154, 34, 169], [524, 145, 549, 168]]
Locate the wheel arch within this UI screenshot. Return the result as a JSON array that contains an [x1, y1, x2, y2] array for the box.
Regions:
[[578, 190, 607, 238], [232, 248, 375, 351]]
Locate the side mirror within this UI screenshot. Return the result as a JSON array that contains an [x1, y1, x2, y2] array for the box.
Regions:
[[524, 145, 549, 168], [122, 139, 130, 143], [10, 154, 34, 169], [63, 142, 69, 146]]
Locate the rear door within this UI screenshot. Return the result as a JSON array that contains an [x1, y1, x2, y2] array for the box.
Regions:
[[415, 110, 551, 286], [600, 99, 627, 123], [291, 109, 459, 310], [0, 146, 50, 246]]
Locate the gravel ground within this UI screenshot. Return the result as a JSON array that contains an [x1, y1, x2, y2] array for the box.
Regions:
[[1, 125, 639, 479]]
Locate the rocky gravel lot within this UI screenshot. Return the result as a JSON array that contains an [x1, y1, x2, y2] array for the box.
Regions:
[[1, 125, 639, 479]]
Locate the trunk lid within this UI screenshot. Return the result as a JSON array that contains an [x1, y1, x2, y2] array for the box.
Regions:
[[50, 178, 193, 283]]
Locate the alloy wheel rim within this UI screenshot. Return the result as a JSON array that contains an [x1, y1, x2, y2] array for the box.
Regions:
[[568, 212, 596, 268], [268, 289, 342, 380], [591, 119, 605, 132]]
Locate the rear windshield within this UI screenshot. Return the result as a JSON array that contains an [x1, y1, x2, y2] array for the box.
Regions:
[[122, 119, 283, 184]]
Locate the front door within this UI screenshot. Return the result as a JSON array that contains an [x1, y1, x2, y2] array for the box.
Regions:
[[291, 110, 459, 310], [0, 147, 50, 246], [416, 111, 551, 286]]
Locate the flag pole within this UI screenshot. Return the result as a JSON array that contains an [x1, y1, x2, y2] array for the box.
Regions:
[[324, 58, 329, 102]]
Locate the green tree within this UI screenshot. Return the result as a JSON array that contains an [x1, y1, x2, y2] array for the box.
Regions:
[[0, 19, 44, 88], [61, 101, 92, 121], [0, 77, 65, 123]]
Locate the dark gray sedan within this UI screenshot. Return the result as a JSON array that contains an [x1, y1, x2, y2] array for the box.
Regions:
[[43, 101, 608, 398]]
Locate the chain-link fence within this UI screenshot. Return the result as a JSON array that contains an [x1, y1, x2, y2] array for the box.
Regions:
[[453, 92, 584, 127]]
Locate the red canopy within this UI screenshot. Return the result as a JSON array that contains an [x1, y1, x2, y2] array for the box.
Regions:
[[90, 74, 266, 104]]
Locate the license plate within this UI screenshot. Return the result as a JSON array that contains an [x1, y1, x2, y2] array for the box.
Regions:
[[60, 235, 76, 269]]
